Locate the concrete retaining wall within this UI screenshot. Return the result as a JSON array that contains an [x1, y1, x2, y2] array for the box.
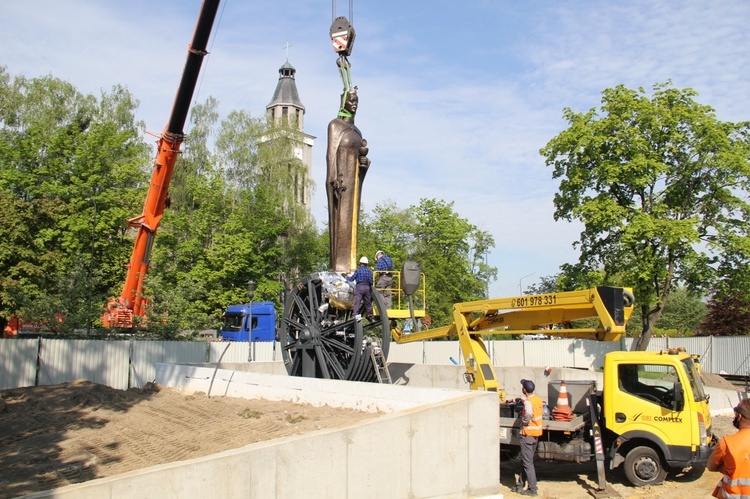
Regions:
[[28, 364, 500, 499], [28, 360, 743, 498]]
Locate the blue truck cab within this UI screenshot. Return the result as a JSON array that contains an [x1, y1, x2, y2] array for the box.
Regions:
[[220, 302, 277, 342]]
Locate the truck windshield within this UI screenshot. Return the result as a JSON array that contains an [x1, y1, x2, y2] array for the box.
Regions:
[[222, 314, 244, 332], [681, 357, 707, 401]]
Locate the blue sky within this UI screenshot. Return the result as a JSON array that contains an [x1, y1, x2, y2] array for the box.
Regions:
[[1, 1, 748, 297]]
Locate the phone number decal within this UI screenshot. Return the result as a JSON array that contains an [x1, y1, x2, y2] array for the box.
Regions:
[[511, 294, 557, 308]]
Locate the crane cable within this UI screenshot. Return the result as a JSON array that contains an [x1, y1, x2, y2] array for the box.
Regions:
[[330, 0, 356, 116], [189, 0, 228, 135], [331, 0, 353, 25]]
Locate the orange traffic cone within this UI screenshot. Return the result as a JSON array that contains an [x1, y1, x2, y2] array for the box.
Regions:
[[552, 380, 573, 421]]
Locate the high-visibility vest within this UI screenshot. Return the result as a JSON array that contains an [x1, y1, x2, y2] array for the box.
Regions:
[[713, 429, 750, 499], [522, 394, 544, 437]]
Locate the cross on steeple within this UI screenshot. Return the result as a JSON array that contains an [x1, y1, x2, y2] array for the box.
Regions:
[[284, 42, 293, 62]]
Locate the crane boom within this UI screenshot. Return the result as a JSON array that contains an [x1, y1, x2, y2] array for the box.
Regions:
[[103, 0, 221, 328], [391, 286, 635, 393]]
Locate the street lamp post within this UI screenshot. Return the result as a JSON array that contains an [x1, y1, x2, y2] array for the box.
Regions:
[[246, 280, 257, 362]]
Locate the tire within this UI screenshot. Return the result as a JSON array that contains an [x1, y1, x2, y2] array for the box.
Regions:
[[623, 446, 667, 487]]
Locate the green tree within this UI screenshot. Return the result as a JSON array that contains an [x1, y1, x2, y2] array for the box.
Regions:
[[356, 201, 417, 273], [0, 68, 149, 333], [652, 286, 706, 335], [145, 99, 323, 335], [526, 274, 564, 295], [360, 198, 497, 328], [541, 82, 750, 348]]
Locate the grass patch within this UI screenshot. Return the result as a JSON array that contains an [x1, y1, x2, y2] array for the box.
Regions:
[[241, 409, 263, 419]]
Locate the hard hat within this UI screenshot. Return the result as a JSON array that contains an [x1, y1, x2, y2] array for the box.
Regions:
[[359, 256, 369, 264], [376, 250, 384, 258]]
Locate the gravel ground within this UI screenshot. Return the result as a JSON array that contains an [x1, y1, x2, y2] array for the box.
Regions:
[[0, 375, 741, 498], [0, 380, 376, 498]]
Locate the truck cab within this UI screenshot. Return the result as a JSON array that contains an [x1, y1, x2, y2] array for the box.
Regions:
[[603, 350, 714, 486], [220, 302, 277, 342]]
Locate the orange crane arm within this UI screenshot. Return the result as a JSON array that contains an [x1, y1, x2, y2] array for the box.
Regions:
[[103, 0, 221, 328]]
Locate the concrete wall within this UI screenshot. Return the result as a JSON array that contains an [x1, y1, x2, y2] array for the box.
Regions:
[[28, 364, 501, 499], [25, 360, 743, 498], [202, 360, 743, 415]]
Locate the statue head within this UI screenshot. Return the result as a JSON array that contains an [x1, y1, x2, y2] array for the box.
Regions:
[[338, 87, 358, 118]]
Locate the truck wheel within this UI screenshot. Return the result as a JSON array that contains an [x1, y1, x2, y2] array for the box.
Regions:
[[623, 446, 667, 487]]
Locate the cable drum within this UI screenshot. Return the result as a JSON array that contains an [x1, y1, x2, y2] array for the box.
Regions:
[[280, 272, 389, 382]]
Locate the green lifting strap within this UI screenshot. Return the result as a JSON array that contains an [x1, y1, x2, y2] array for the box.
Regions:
[[337, 58, 354, 118]]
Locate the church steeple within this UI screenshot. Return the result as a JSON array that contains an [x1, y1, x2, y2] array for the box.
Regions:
[[263, 57, 315, 213], [266, 61, 305, 130]]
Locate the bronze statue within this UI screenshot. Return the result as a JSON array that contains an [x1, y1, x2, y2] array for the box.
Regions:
[[326, 87, 370, 272]]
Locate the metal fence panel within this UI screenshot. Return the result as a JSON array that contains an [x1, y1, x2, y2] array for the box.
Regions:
[[38, 339, 130, 390], [210, 341, 248, 363], [648, 336, 669, 351], [523, 339, 576, 368], [491, 340, 525, 367], [388, 342, 424, 364], [423, 341, 460, 365], [573, 340, 620, 370], [620, 336, 671, 352], [249, 341, 277, 362], [0, 338, 38, 389], [668, 336, 714, 373], [713, 336, 750, 375], [5, 336, 750, 392], [131, 341, 207, 388], [209, 341, 278, 363]]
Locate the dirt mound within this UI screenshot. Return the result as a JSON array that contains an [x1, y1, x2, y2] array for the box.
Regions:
[[701, 371, 738, 390], [0, 381, 375, 498]]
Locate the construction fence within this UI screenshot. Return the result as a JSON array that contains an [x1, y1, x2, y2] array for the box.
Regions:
[[1, 335, 748, 391]]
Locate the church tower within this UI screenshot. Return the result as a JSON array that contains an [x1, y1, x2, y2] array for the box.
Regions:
[[266, 60, 315, 211]]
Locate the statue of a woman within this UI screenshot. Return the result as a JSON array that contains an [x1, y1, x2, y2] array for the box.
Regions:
[[326, 87, 370, 273]]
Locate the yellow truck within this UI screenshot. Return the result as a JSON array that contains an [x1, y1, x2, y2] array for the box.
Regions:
[[391, 285, 715, 488], [498, 349, 713, 487]]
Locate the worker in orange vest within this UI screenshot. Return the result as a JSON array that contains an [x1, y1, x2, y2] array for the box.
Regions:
[[513, 379, 544, 496], [709, 399, 750, 498]]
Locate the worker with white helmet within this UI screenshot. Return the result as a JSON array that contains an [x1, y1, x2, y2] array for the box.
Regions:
[[347, 256, 374, 321]]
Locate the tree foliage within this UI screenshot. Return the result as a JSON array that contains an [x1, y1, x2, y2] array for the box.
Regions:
[[650, 286, 706, 335], [0, 67, 149, 333], [0, 67, 494, 338], [700, 294, 750, 336], [145, 99, 324, 334], [541, 82, 750, 345], [358, 198, 497, 328]]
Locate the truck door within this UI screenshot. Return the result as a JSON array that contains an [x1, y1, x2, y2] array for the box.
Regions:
[[609, 362, 689, 447]]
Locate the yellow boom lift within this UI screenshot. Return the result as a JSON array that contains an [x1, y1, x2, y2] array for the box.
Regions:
[[392, 284, 634, 394]]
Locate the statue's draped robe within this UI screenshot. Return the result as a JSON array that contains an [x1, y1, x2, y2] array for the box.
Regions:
[[326, 117, 367, 273]]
